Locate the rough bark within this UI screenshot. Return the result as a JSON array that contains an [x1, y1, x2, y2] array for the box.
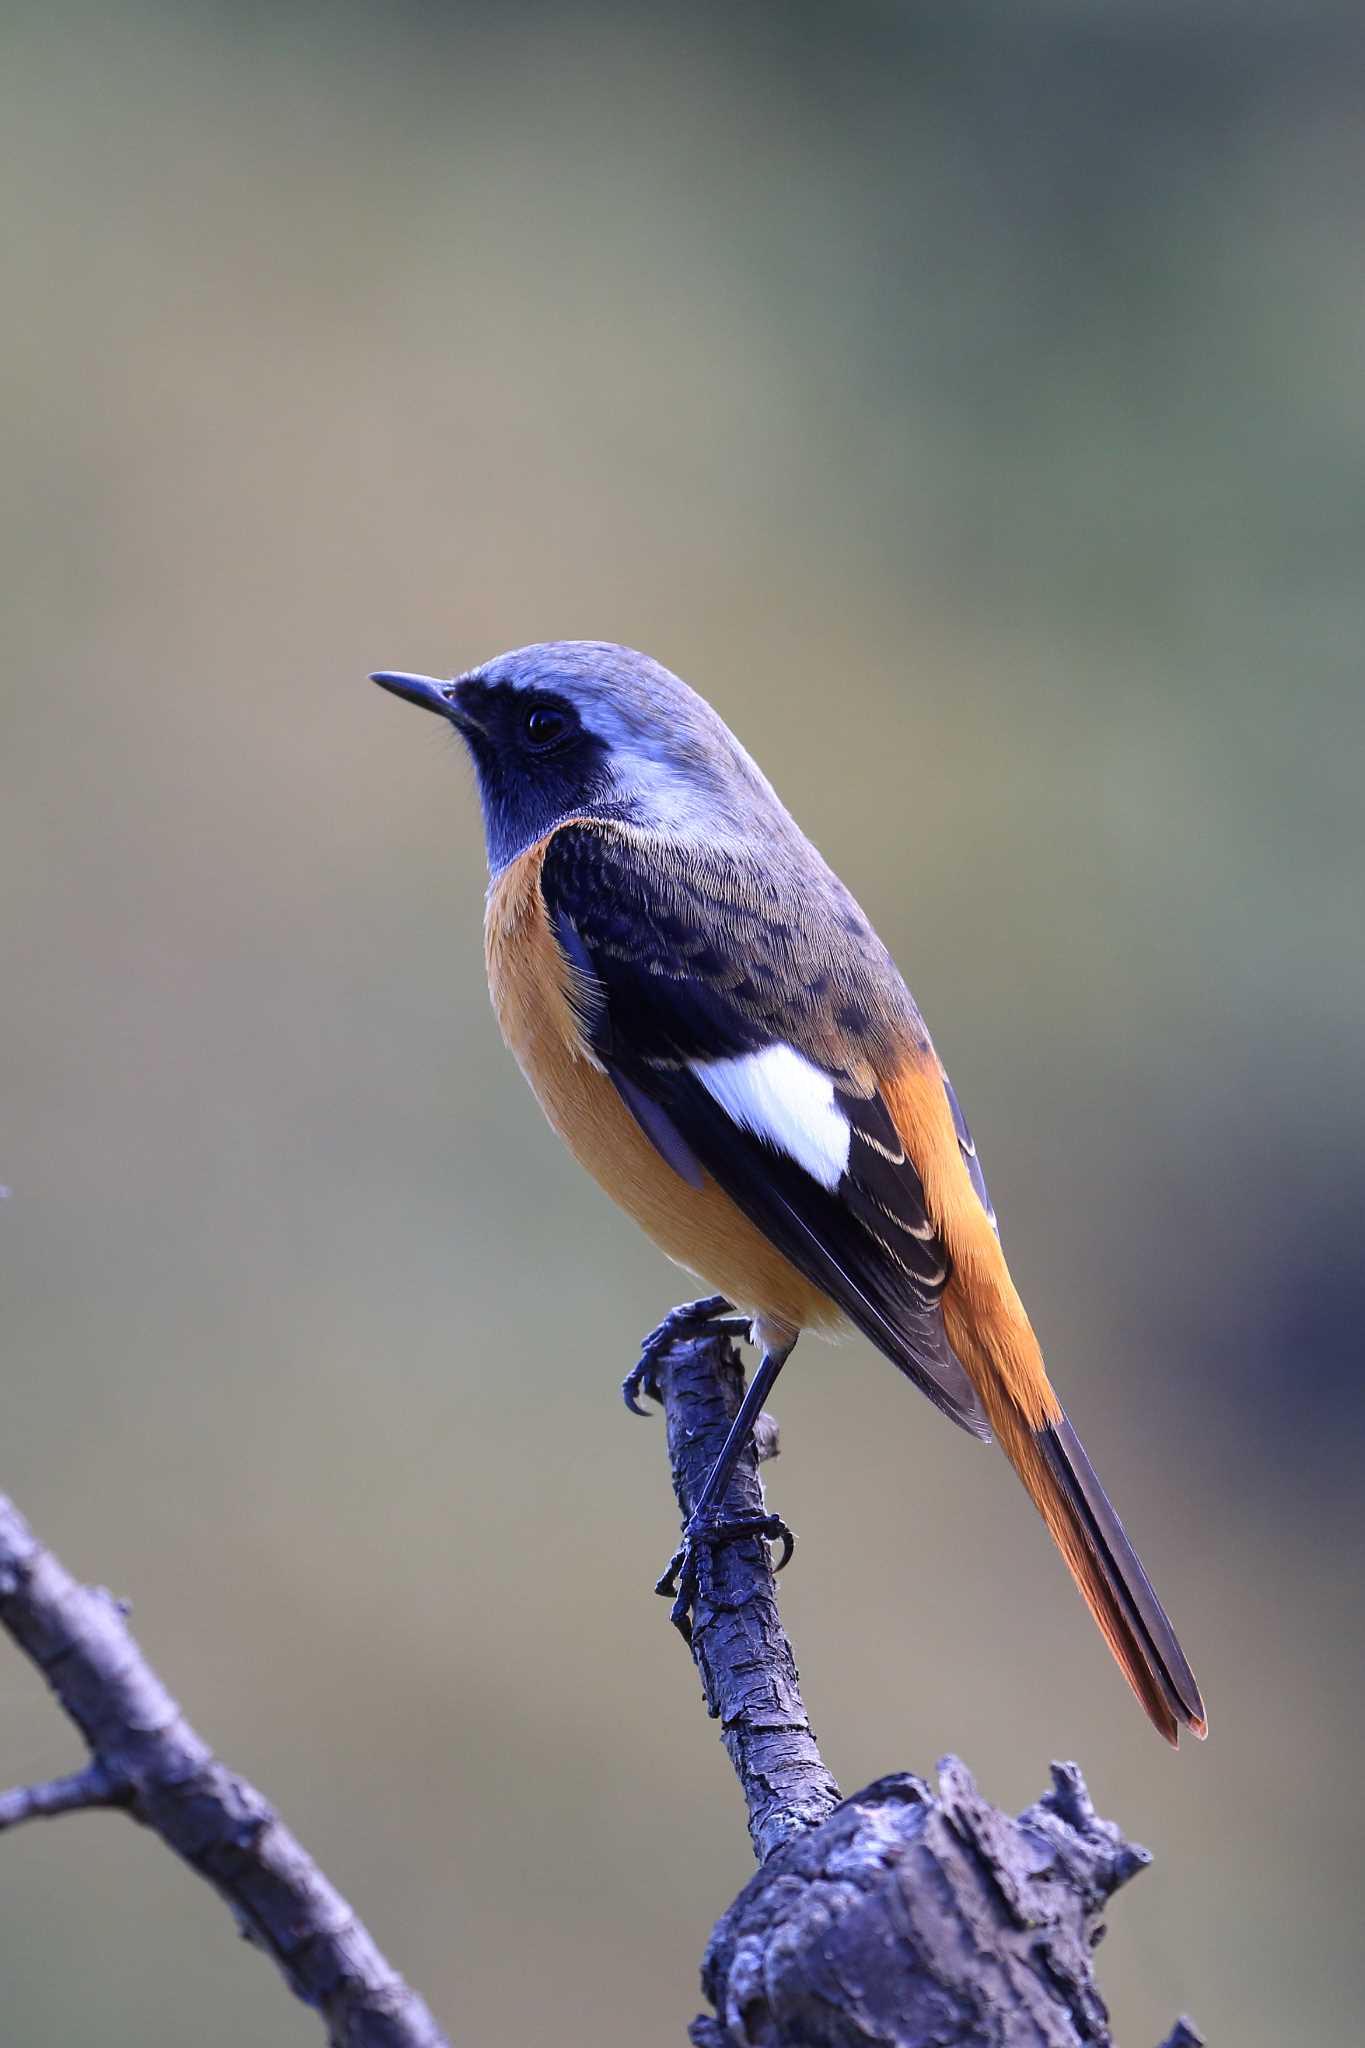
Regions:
[[650, 1332, 1200, 2048], [656, 1332, 841, 1861]]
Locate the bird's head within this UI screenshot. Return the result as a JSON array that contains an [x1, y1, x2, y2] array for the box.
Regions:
[[373, 640, 785, 872]]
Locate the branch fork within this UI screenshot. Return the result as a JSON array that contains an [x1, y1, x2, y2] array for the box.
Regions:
[[0, 1496, 449, 2048], [0, 1320, 1201, 2046]]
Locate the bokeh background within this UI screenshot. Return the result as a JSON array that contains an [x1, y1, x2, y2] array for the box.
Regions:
[[4, 4, 1363, 2043]]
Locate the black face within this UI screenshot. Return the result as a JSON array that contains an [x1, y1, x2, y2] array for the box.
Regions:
[[453, 679, 615, 870]]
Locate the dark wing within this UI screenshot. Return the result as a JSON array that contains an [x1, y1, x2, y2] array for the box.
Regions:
[[942, 1070, 999, 1238], [542, 824, 991, 1441]]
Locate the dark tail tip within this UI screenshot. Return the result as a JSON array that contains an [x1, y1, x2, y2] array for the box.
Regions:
[[1039, 1413, 1206, 1740]]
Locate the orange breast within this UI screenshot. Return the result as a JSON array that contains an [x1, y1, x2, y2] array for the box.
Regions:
[[483, 835, 842, 1335]]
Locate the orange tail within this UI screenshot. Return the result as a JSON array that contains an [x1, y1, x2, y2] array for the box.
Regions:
[[884, 1052, 1206, 1744], [938, 1254, 1206, 1742], [991, 1401, 1206, 1745]]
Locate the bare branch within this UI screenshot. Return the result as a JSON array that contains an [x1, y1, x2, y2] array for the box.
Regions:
[[651, 1330, 1199, 2048], [0, 1760, 127, 1832], [652, 1330, 841, 1861], [0, 1328, 1202, 2048], [0, 1494, 450, 2048]]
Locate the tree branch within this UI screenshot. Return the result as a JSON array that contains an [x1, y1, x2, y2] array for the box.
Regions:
[[0, 1494, 450, 2048], [0, 1328, 1202, 2048], [650, 1331, 1199, 2048], [654, 1331, 841, 1861], [0, 1759, 128, 1831]]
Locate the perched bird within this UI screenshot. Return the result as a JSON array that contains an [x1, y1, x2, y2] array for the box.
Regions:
[[373, 642, 1206, 1745]]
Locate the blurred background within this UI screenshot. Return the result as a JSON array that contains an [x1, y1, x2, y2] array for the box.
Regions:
[[3, 3, 1363, 2042]]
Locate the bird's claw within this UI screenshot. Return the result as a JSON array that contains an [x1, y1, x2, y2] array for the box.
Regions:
[[621, 1356, 665, 1417], [656, 1513, 796, 1642], [621, 1295, 749, 1415]]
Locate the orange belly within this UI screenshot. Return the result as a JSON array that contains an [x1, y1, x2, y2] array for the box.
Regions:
[[483, 836, 843, 1334]]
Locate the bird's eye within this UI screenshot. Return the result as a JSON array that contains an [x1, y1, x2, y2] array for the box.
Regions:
[[523, 702, 571, 751]]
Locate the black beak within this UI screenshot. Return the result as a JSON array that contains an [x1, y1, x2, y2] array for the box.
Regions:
[[371, 670, 457, 718]]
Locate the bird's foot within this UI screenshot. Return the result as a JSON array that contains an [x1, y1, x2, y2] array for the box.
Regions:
[[621, 1295, 751, 1415], [655, 1512, 796, 1642]]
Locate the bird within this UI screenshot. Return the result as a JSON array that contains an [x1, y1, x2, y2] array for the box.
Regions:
[[372, 641, 1206, 1746]]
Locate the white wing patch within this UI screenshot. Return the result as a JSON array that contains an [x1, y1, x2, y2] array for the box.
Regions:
[[695, 1045, 851, 1191]]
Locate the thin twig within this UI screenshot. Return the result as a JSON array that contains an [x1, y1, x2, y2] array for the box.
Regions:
[[0, 1759, 128, 1831], [0, 1494, 450, 2048]]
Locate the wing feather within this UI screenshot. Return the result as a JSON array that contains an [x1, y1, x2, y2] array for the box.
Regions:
[[541, 823, 991, 1441], [942, 1070, 998, 1236]]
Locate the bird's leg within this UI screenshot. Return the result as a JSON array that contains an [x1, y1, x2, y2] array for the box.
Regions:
[[656, 1335, 797, 1642], [622, 1294, 752, 1415]]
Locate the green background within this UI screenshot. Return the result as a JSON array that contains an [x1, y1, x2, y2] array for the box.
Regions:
[[4, 5, 1362, 2043]]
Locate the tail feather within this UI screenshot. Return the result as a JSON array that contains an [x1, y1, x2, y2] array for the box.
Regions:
[[1003, 1405, 1206, 1745], [879, 1050, 1205, 1742], [1041, 1414, 1206, 1729], [937, 1277, 1206, 1741]]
